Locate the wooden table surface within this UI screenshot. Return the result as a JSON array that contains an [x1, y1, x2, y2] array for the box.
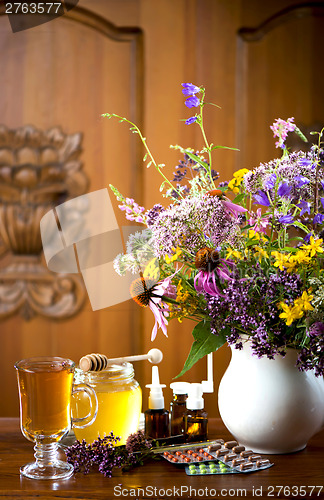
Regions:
[[0, 418, 323, 499]]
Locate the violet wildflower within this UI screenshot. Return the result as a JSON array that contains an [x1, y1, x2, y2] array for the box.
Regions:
[[125, 430, 152, 453], [65, 433, 126, 477], [313, 213, 324, 225], [248, 208, 270, 234], [194, 247, 234, 297], [254, 191, 271, 206], [297, 332, 324, 377], [278, 214, 294, 224], [306, 321, 324, 337], [150, 195, 240, 258], [118, 197, 146, 223], [181, 83, 201, 96], [270, 117, 296, 148], [222, 199, 247, 217], [185, 95, 200, 108], [211, 169, 220, 181], [296, 176, 310, 188], [299, 158, 313, 167], [206, 269, 303, 359], [130, 275, 173, 340], [146, 204, 165, 227], [277, 182, 291, 198], [297, 200, 311, 216], [264, 173, 277, 190], [186, 116, 198, 125]]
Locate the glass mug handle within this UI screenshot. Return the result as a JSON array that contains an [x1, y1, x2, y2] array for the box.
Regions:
[[71, 383, 98, 429]]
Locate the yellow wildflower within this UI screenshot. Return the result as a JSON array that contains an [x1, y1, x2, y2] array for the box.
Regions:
[[301, 236, 324, 257], [143, 258, 160, 280], [228, 169, 249, 194], [176, 280, 189, 302], [284, 254, 298, 273], [279, 302, 303, 326], [226, 248, 242, 260], [169, 280, 198, 323], [294, 291, 314, 312], [271, 251, 289, 271], [248, 229, 260, 240], [165, 246, 182, 264], [233, 168, 249, 178], [228, 178, 239, 194], [294, 250, 311, 265], [253, 246, 268, 261]]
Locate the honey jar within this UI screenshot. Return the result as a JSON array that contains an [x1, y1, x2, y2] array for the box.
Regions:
[[72, 363, 142, 445]]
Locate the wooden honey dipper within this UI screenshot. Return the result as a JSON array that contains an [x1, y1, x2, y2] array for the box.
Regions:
[[79, 348, 163, 372]]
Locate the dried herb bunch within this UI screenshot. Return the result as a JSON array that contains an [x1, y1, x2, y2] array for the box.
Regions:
[[65, 430, 153, 478]]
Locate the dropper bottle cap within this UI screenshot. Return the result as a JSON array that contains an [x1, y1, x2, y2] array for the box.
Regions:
[[146, 365, 166, 409], [170, 382, 191, 395], [186, 383, 204, 410]]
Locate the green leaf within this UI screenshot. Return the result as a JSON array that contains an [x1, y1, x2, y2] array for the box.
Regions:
[[175, 320, 227, 378], [233, 193, 246, 204], [293, 221, 309, 233], [183, 150, 209, 170], [246, 238, 259, 247], [210, 145, 240, 151], [288, 236, 304, 242]]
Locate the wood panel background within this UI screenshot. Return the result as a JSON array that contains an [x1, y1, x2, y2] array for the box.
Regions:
[[0, 0, 324, 419]]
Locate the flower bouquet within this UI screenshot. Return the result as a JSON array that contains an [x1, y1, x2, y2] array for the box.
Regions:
[[103, 83, 324, 380]]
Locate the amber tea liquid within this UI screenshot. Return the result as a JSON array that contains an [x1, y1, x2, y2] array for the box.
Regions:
[[16, 360, 74, 443]]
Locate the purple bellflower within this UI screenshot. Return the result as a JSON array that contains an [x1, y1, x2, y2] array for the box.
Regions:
[[277, 182, 291, 198], [296, 176, 310, 188], [297, 200, 311, 216], [254, 191, 271, 207], [313, 213, 324, 225], [185, 95, 200, 108], [185, 116, 198, 125], [182, 83, 201, 96], [264, 173, 277, 190], [278, 214, 294, 224], [299, 158, 313, 168]]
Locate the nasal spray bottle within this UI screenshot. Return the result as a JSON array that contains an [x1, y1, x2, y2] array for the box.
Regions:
[[144, 365, 170, 439], [184, 353, 214, 442], [184, 383, 208, 442]]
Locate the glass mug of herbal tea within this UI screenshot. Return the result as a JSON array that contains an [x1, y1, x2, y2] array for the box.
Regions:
[[15, 356, 98, 480]]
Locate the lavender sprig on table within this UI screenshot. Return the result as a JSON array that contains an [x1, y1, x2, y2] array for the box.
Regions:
[[65, 431, 153, 477]]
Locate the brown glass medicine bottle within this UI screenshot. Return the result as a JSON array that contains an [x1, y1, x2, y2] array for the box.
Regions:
[[144, 366, 170, 439], [170, 382, 190, 438], [184, 383, 208, 442]]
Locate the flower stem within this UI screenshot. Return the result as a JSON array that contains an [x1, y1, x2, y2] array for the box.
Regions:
[[102, 113, 184, 198]]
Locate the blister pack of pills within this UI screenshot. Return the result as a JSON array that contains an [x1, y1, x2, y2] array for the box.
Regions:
[[205, 440, 273, 473], [161, 438, 273, 473], [186, 461, 239, 475]]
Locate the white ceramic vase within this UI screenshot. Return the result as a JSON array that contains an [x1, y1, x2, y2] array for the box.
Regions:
[[218, 341, 324, 454]]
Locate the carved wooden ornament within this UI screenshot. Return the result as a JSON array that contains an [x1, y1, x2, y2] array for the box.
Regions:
[[0, 125, 89, 320]]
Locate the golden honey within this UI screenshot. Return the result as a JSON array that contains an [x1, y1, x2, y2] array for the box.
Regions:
[[72, 363, 142, 445]]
